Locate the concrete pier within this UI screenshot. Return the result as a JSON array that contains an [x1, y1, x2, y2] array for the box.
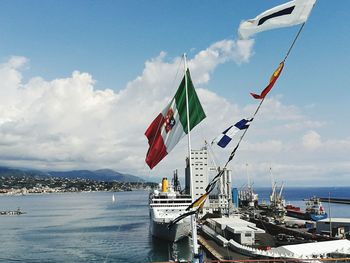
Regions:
[[198, 232, 250, 261], [319, 197, 350, 205]]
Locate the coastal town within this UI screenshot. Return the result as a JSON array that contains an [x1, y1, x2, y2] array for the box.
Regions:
[[0, 175, 156, 195]]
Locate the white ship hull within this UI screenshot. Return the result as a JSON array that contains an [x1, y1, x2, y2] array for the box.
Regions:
[[150, 217, 191, 242], [149, 183, 192, 242]]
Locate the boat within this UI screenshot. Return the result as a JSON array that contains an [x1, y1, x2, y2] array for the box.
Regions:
[[112, 194, 116, 203], [306, 196, 328, 221], [285, 204, 306, 219], [0, 207, 25, 216], [149, 174, 192, 242], [286, 196, 328, 221]]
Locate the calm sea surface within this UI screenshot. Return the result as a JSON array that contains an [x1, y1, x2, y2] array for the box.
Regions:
[[0, 187, 349, 262]]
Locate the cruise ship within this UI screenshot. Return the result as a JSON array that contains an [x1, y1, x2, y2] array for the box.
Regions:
[[149, 175, 192, 242]]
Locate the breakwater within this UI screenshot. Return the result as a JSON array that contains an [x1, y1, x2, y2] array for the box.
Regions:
[[319, 197, 350, 205]]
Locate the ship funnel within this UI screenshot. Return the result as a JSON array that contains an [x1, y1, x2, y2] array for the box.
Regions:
[[161, 178, 168, 193]]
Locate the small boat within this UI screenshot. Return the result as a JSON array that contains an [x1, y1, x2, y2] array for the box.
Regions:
[[0, 207, 25, 216], [112, 194, 116, 203]]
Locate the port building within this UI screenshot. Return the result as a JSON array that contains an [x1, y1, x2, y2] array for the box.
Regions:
[[316, 217, 350, 237], [205, 217, 265, 246]]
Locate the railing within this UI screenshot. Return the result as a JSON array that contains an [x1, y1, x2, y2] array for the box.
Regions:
[[149, 259, 350, 263], [204, 259, 350, 262]]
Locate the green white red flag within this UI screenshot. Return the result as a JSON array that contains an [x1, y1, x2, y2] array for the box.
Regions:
[[145, 69, 206, 169]]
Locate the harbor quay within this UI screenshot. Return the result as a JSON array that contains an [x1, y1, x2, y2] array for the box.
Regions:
[[148, 148, 350, 262]]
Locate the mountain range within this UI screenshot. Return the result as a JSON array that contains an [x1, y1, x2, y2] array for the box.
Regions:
[[0, 166, 145, 183]]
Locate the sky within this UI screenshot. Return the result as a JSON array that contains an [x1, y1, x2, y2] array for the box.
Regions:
[[0, 0, 349, 187]]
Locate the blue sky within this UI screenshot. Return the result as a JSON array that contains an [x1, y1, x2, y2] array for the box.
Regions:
[[0, 0, 349, 186], [1, 1, 348, 111]]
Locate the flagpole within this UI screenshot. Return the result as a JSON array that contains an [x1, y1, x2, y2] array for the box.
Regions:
[[183, 53, 199, 262]]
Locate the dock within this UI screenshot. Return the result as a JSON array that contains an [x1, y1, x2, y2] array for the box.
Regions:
[[198, 234, 224, 261], [249, 218, 333, 242], [198, 232, 250, 261]]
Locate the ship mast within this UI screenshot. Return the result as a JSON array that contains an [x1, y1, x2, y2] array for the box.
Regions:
[[183, 53, 199, 262]]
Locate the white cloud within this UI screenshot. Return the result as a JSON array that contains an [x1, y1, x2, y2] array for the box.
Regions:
[[0, 37, 349, 186], [0, 39, 254, 172], [189, 39, 254, 84], [302, 130, 322, 150]]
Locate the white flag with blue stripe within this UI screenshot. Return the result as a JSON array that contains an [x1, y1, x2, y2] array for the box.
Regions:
[[212, 118, 253, 148]]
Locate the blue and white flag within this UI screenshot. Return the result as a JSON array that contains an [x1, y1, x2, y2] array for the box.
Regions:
[[212, 118, 253, 148]]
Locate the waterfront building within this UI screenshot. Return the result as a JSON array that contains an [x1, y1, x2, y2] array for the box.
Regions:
[[185, 147, 209, 209], [316, 217, 350, 237]]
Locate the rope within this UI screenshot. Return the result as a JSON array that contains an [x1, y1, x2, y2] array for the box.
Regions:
[[283, 23, 306, 62], [179, 20, 309, 218]]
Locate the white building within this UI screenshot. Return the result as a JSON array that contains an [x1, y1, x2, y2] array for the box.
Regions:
[[206, 217, 265, 245], [217, 168, 233, 215], [185, 147, 209, 208], [185, 147, 234, 215], [208, 167, 235, 215]]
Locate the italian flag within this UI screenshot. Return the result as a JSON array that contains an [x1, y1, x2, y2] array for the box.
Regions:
[[145, 69, 206, 169]]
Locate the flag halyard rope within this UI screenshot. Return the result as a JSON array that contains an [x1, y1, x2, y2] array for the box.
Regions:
[[168, 22, 309, 227]]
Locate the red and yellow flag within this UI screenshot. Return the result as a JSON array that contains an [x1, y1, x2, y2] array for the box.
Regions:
[[250, 62, 284, 99]]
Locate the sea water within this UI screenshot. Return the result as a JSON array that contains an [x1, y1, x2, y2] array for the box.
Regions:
[[0, 191, 192, 263], [0, 187, 349, 262]]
